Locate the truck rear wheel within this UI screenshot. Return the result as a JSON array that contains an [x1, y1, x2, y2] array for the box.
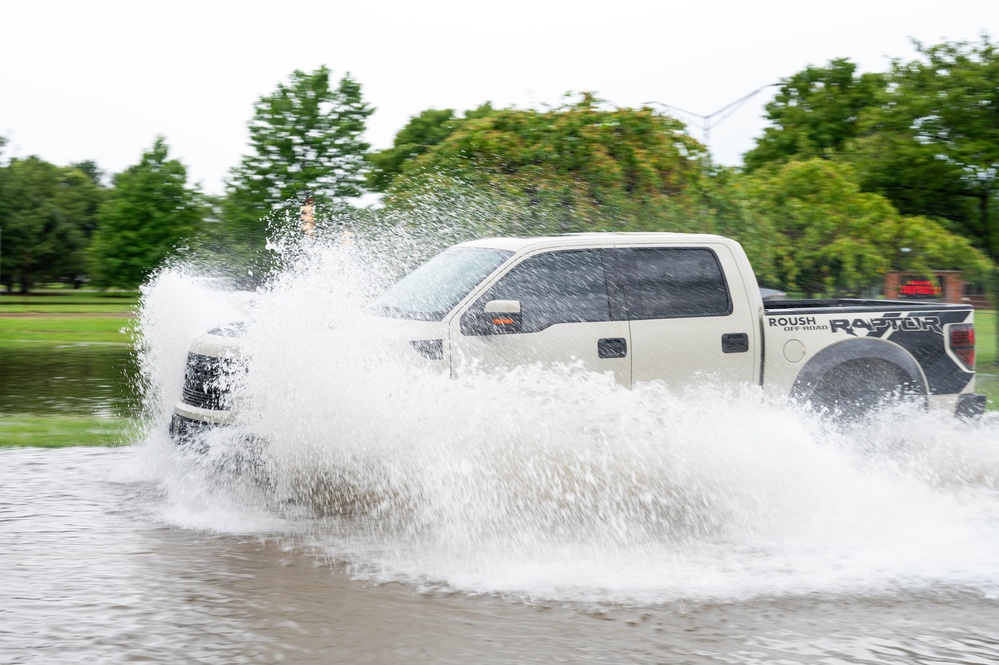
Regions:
[[806, 358, 923, 420]]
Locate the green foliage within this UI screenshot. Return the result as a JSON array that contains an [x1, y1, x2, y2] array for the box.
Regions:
[[848, 36, 999, 262], [224, 66, 374, 252], [71, 160, 105, 188], [743, 39, 999, 267], [89, 137, 205, 289], [368, 108, 459, 192], [367, 104, 495, 192], [743, 59, 885, 171], [743, 159, 991, 296], [0, 156, 103, 292], [385, 94, 707, 235], [59, 166, 106, 240]]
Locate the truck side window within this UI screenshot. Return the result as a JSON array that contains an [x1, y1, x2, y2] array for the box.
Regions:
[[620, 248, 732, 319], [482, 250, 610, 332]]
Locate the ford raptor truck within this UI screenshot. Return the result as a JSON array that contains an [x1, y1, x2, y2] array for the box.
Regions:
[[170, 233, 986, 441]]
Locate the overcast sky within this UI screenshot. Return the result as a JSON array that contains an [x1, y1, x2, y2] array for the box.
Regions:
[[2, 0, 996, 196]]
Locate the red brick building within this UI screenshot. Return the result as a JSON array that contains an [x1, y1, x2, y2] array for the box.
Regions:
[[884, 271, 991, 308]]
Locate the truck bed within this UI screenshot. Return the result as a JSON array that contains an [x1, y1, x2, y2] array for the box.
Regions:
[[763, 298, 972, 314]]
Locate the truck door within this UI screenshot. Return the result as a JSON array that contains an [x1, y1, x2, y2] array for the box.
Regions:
[[450, 249, 632, 386], [612, 244, 757, 390]]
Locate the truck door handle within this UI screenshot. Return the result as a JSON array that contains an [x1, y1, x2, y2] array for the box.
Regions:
[[722, 333, 749, 353], [598, 338, 627, 359]]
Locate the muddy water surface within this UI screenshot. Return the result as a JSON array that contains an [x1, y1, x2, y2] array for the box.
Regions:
[[2, 445, 998, 664]]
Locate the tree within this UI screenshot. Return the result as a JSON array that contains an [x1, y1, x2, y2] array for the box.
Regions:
[[224, 66, 374, 248], [848, 37, 999, 261], [0, 157, 102, 292], [743, 58, 885, 172], [71, 160, 105, 188], [63, 161, 106, 239], [384, 94, 707, 235], [89, 137, 205, 289], [367, 104, 495, 192], [742, 159, 990, 296], [368, 108, 458, 193]]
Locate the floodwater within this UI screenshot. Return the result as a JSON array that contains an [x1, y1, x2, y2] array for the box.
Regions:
[[0, 343, 138, 417], [4, 443, 999, 664], [4, 235, 999, 663]]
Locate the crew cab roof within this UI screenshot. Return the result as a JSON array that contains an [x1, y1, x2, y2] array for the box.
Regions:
[[457, 232, 735, 253]]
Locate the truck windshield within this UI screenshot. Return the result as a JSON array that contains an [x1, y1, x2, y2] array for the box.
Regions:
[[372, 247, 513, 321]]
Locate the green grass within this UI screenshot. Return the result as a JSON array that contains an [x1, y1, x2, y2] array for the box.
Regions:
[[977, 372, 999, 405], [0, 289, 139, 313], [0, 289, 138, 346], [0, 316, 135, 346], [974, 310, 997, 411], [0, 303, 136, 314], [975, 309, 997, 368], [0, 415, 135, 448]]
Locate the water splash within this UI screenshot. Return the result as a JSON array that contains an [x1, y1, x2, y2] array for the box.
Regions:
[[127, 208, 999, 605]]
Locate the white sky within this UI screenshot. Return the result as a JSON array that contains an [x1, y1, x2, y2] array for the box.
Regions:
[[2, 0, 996, 195]]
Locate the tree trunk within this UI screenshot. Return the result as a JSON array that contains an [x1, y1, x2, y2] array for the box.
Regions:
[[18, 250, 33, 294]]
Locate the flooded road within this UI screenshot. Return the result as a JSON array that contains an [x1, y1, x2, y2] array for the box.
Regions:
[[3, 445, 999, 664]]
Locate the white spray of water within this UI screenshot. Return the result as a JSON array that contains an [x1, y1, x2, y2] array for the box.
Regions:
[[128, 221, 999, 605]]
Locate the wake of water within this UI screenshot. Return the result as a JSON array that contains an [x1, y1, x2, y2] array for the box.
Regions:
[[124, 224, 999, 606]]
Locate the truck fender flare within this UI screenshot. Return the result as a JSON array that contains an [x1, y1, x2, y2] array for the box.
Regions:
[[790, 338, 928, 404]]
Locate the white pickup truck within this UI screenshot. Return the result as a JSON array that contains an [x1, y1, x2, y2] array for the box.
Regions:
[[170, 232, 986, 440]]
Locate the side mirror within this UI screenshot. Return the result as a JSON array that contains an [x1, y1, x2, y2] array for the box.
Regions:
[[461, 299, 523, 336], [483, 299, 521, 315]]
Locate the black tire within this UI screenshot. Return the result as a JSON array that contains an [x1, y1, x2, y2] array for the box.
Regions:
[[807, 358, 924, 420]]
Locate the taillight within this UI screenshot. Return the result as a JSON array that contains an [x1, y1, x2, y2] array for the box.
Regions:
[[949, 323, 975, 370]]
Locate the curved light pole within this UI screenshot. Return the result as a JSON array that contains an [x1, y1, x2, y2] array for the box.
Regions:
[[645, 83, 779, 165]]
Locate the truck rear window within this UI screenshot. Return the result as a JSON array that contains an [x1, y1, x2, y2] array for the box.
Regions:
[[619, 247, 732, 319]]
